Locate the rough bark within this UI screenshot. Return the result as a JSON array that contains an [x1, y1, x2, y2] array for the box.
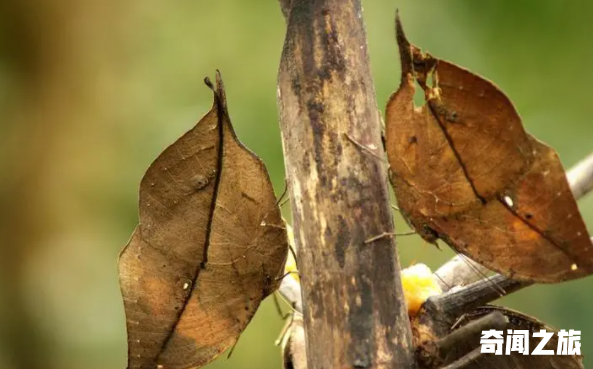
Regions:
[[277, 1, 415, 368]]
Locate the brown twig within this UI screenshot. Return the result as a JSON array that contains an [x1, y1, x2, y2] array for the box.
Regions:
[[435, 312, 507, 358], [439, 347, 482, 369], [434, 255, 490, 292], [415, 311, 507, 369], [425, 275, 527, 319], [568, 151, 593, 199]]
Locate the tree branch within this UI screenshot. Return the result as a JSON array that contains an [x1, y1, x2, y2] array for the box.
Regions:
[[434, 255, 489, 292], [439, 347, 483, 369], [415, 310, 508, 368], [277, 1, 415, 368], [435, 312, 507, 356], [568, 151, 593, 199], [425, 275, 528, 318]]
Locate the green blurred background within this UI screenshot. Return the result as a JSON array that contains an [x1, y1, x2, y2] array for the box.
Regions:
[[1, 1, 592, 368]]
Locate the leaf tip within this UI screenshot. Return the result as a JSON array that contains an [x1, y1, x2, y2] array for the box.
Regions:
[[204, 71, 228, 112], [215, 69, 223, 87], [214, 70, 227, 109], [395, 12, 413, 79]]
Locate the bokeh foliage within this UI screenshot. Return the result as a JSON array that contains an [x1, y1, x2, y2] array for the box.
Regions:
[[0, 1, 592, 368]]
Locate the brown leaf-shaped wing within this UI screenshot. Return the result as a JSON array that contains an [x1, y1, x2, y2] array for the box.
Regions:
[[386, 16, 593, 282], [118, 72, 288, 369], [445, 306, 583, 369], [420, 58, 534, 201], [386, 73, 481, 228], [393, 18, 534, 203], [433, 137, 593, 282]]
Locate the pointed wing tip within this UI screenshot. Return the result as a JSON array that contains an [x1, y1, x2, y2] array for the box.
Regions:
[[215, 70, 223, 95], [394, 12, 413, 78], [215, 69, 223, 87], [395, 11, 408, 50], [214, 70, 227, 108], [204, 71, 228, 111]]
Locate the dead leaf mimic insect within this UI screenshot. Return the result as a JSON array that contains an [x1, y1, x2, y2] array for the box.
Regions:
[[118, 71, 288, 369], [386, 16, 593, 283]]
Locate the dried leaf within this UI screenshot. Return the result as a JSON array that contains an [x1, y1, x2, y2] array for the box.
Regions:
[[118, 72, 288, 369], [446, 306, 583, 369], [386, 17, 593, 282]]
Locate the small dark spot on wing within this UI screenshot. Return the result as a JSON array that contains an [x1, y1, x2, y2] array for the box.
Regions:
[[241, 192, 257, 204]]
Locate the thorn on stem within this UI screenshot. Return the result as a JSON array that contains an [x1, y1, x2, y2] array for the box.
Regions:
[[344, 133, 385, 162]]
